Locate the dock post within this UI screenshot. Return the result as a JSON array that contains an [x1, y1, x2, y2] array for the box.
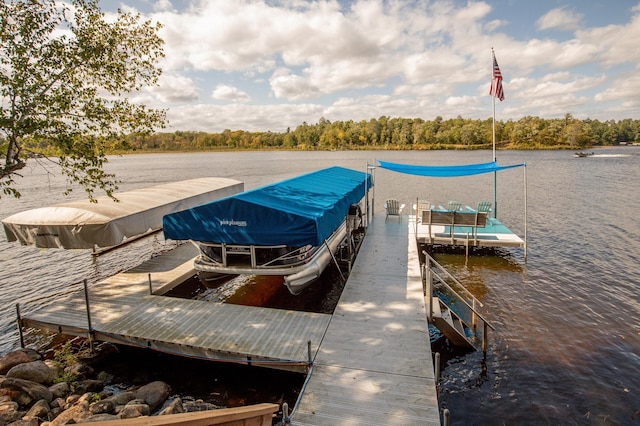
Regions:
[[472, 299, 477, 331], [15, 303, 25, 349], [307, 340, 312, 366], [426, 262, 433, 322], [434, 352, 440, 386], [83, 279, 95, 353], [443, 408, 450, 426], [148, 273, 152, 294], [482, 322, 488, 355]]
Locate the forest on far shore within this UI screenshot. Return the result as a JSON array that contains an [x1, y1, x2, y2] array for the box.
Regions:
[[23, 114, 640, 155]]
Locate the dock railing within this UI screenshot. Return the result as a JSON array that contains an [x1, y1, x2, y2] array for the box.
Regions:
[[422, 251, 495, 352]]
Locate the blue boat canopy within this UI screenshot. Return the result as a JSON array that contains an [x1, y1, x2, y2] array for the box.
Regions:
[[377, 160, 525, 177], [163, 166, 372, 247]]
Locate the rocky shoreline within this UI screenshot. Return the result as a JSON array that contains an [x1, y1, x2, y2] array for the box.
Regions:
[[0, 338, 293, 425]]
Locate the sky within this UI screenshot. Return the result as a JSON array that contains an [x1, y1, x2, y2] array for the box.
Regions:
[[104, 0, 640, 133]]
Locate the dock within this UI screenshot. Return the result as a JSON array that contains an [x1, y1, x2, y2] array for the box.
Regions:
[[20, 214, 440, 424], [291, 214, 440, 425]]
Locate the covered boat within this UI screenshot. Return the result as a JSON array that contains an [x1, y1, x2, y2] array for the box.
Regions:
[[162, 166, 373, 295], [2, 178, 244, 250]]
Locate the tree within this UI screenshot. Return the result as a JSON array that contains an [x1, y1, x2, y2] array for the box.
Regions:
[[0, 0, 166, 200]]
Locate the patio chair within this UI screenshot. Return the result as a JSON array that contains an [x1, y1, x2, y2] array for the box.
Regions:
[[477, 201, 492, 213], [414, 199, 431, 223], [384, 199, 405, 221], [447, 200, 463, 211]]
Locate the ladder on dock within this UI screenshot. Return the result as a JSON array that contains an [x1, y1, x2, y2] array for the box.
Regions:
[[422, 252, 494, 352]]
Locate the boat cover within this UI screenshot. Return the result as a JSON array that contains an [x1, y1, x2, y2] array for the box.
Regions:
[[377, 160, 525, 177], [163, 166, 373, 247], [2, 178, 244, 249]]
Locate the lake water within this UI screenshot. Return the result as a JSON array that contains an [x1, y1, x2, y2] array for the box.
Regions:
[[1, 149, 639, 424]]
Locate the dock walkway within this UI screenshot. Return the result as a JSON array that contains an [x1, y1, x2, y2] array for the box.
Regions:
[[21, 214, 440, 424], [292, 215, 440, 425]]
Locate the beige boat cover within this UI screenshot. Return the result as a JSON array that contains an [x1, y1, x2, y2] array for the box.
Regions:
[[2, 177, 243, 249]]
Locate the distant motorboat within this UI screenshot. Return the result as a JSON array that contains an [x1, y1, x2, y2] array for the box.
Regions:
[[575, 151, 594, 157]]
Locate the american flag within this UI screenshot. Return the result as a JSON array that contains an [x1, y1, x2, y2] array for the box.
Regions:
[[490, 53, 505, 101]]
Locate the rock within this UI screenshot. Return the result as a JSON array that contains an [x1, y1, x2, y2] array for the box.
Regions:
[[135, 381, 170, 412], [0, 400, 22, 424], [183, 399, 219, 412], [119, 403, 150, 419], [23, 399, 50, 422], [0, 350, 42, 375], [83, 413, 120, 422], [105, 391, 135, 406], [7, 361, 55, 385], [89, 399, 115, 415], [48, 382, 70, 400], [0, 378, 53, 406], [76, 343, 118, 366], [158, 397, 184, 415], [50, 397, 66, 410], [64, 362, 94, 380], [43, 360, 62, 379], [8, 419, 38, 426], [48, 401, 90, 426], [73, 379, 103, 394], [95, 371, 114, 385]]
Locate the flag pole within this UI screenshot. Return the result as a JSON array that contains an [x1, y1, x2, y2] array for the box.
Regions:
[[492, 48, 497, 218]]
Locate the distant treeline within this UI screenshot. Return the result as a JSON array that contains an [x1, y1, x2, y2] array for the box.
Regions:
[[22, 115, 640, 155]]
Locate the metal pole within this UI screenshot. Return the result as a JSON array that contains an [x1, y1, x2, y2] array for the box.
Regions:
[[427, 261, 433, 322], [524, 164, 528, 260], [307, 340, 312, 366], [443, 408, 451, 426], [148, 273, 152, 295], [472, 299, 477, 330], [83, 279, 95, 353], [325, 240, 345, 282], [482, 322, 488, 355], [15, 303, 24, 349], [492, 48, 498, 219], [434, 352, 440, 385]]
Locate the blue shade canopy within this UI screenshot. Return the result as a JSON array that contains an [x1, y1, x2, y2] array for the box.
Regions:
[[163, 166, 373, 247], [377, 160, 525, 177]]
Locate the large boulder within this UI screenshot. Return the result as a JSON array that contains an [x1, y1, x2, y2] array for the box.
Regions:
[[7, 361, 55, 385], [0, 378, 53, 407], [0, 350, 42, 375], [135, 381, 171, 412]]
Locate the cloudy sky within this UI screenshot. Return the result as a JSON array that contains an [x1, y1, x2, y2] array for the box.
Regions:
[[105, 0, 640, 133]]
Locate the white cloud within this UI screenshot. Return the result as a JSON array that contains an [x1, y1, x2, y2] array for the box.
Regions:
[[211, 84, 251, 103], [103, 0, 640, 131], [536, 7, 583, 31], [148, 73, 198, 103]]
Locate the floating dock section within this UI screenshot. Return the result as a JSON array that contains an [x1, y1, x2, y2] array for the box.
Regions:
[[292, 214, 440, 425]]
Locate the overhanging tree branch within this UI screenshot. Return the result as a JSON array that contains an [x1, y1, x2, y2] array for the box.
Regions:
[[0, 0, 166, 200]]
